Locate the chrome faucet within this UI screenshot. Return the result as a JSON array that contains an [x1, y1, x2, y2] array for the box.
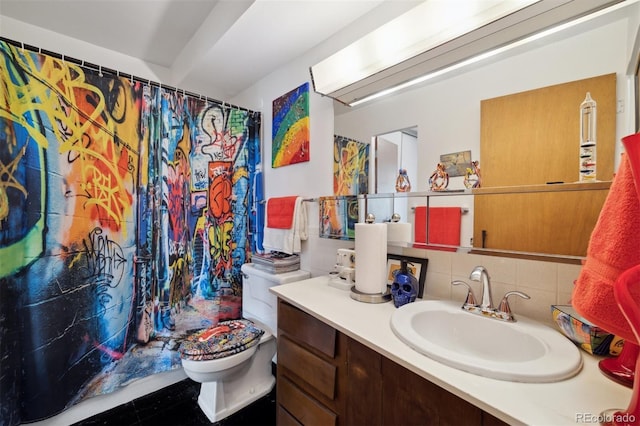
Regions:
[[452, 266, 530, 322], [469, 266, 493, 310]]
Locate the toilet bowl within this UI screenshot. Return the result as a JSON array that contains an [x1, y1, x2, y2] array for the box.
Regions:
[[180, 263, 310, 423]]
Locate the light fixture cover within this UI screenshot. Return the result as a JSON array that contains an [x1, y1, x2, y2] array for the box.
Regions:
[[310, 0, 624, 106]]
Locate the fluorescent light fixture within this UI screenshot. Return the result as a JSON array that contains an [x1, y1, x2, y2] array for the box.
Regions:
[[310, 0, 625, 106], [350, 0, 631, 107], [313, 0, 537, 95]]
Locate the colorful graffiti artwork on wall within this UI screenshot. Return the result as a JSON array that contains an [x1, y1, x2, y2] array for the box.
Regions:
[[318, 196, 358, 240], [272, 82, 309, 168], [0, 41, 261, 425], [333, 135, 369, 196]]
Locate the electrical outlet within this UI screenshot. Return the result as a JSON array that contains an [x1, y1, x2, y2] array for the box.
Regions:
[[617, 99, 624, 113]]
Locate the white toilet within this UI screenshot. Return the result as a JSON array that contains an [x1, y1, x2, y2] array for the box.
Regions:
[[180, 263, 310, 422]]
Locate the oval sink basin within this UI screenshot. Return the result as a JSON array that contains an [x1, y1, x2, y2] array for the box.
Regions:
[[390, 300, 582, 382]]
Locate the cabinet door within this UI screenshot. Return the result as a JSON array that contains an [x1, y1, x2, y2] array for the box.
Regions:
[[381, 357, 482, 426], [480, 73, 616, 187], [345, 338, 382, 425], [473, 188, 608, 256]]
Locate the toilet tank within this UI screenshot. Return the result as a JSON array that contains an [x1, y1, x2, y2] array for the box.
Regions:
[[240, 263, 310, 336]]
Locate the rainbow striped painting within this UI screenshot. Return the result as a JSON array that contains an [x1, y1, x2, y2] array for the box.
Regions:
[[272, 82, 310, 167]]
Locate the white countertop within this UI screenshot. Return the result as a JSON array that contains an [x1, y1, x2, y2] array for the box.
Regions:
[[271, 276, 633, 426]]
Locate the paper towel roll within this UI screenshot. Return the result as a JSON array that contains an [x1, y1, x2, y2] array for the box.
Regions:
[[355, 223, 388, 294], [386, 222, 411, 244]]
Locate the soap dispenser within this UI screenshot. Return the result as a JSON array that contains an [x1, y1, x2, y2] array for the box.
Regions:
[[390, 259, 418, 308]]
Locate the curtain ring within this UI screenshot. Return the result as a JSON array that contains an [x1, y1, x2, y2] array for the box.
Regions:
[[98, 65, 103, 77]]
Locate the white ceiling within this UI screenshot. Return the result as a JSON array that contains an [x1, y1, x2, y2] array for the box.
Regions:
[[0, 0, 421, 100]]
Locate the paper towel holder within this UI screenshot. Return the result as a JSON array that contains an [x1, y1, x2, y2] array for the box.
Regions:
[[350, 285, 391, 303], [351, 213, 392, 303]]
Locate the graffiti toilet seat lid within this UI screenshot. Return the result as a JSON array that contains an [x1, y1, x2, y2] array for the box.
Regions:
[[179, 319, 264, 361]]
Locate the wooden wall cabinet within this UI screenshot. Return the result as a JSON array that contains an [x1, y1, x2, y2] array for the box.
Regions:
[[475, 73, 616, 258], [276, 300, 508, 425], [473, 182, 610, 257]]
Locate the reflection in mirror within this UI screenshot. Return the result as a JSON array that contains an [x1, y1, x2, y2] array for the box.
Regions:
[[339, 3, 638, 262], [359, 192, 473, 251], [370, 127, 417, 233], [374, 127, 417, 194], [370, 125, 473, 251]]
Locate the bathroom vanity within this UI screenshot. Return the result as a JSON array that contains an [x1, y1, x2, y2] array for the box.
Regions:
[[271, 276, 632, 425]]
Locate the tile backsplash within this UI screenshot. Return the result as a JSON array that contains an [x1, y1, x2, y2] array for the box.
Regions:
[[403, 246, 582, 327], [294, 222, 582, 328]]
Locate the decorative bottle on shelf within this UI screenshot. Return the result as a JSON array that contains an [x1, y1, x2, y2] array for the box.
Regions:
[[579, 92, 597, 182]]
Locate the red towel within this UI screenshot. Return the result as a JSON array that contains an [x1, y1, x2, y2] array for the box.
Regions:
[[413, 206, 461, 251], [572, 153, 640, 343], [267, 196, 298, 229]]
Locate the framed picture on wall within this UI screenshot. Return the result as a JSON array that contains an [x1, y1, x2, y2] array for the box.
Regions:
[[386, 254, 428, 298], [440, 150, 472, 177], [272, 82, 310, 168]]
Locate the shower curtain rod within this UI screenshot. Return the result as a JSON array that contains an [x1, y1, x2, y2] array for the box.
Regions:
[[0, 36, 259, 116]]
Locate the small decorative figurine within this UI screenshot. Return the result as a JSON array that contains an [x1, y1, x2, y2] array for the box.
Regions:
[[429, 163, 449, 191], [395, 168, 411, 192], [390, 259, 418, 308], [464, 160, 481, 189]]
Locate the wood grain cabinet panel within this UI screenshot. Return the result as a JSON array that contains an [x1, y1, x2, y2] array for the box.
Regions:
[[278, 300, 336, 358], [277, 405, 302, 426], [278, 335, 337, 400], [345, 338, 382, 425], [278, 376, 337, 426], [473, 186, 609, 256], [381, 357, 482, 425]]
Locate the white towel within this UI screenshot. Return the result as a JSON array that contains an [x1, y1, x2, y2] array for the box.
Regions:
[[263, 197, 308, 254]]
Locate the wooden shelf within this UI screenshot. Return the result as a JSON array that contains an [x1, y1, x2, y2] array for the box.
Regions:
[[472, 180, 612, 195]]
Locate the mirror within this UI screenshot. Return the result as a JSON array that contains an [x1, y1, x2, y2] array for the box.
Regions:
[[360, 71, 617, 260], [338, 5, 636, 262], [373, 127, 418, 194]]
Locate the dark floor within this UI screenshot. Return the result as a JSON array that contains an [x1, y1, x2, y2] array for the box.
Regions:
[[71, 378, 277, 426]]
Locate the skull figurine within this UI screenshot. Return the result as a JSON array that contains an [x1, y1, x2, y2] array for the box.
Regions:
[[390, 260, 418, 308]]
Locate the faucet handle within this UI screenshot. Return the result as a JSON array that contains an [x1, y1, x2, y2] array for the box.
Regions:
[[497, 291, 530, 321], [452, 280, 477, 306]]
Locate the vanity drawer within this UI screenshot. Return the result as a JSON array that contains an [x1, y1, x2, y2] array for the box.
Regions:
[[278, 375, 337, 426], [278, 335, 337, 400], [278, 300, 336, 358], [277, 405, 302, 426]]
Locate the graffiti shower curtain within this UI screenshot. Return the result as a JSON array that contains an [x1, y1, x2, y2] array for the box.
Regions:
[[0, 41, 261, 425]]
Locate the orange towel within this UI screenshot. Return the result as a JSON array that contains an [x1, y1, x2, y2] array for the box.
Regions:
[[413, 206, 461, 251], [572, 153, 640, 343], [267, 196, 298, 229]]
